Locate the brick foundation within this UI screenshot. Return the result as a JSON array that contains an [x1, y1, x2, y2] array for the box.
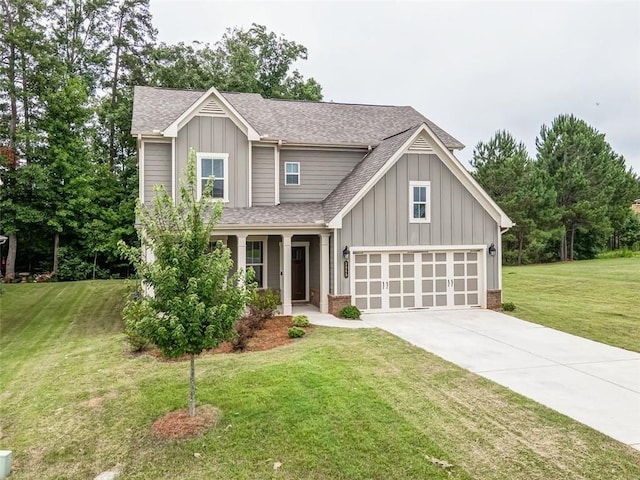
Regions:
[[328, 294, 352, 317], [487, 289, 502, 310], [309, 288, 320, 308]]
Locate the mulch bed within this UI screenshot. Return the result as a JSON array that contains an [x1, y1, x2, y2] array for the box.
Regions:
[[147, 315, 312, 361], [151, 404, 220, 440]]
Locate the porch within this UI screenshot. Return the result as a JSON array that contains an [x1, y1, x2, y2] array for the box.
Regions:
[[218, 232, 333, 315]]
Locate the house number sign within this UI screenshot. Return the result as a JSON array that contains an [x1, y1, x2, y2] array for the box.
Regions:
[[343, 260, 349, 278]]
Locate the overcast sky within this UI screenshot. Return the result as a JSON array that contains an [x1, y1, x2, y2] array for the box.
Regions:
[[150, 0, 640, 173]]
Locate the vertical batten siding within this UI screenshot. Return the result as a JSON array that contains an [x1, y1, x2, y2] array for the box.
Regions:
[[176, 116, 249, 208], [143, 142, 172, 206], [252, 146, 276, 205], [279, 149, 366, 203], [340, 153, 500, 290], [267, 236, 280, 290]]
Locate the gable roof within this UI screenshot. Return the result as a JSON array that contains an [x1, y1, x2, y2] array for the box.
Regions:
[[324, 123, 513, 229], [322, 126, 420, 221], [131, 86, 464, 149]]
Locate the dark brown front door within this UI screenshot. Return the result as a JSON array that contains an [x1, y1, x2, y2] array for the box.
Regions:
[[291, 246, 306, 301]]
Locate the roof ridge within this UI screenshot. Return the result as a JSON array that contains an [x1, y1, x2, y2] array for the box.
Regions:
[[263, 97, 412, 108], [380, 124, 421, 141]]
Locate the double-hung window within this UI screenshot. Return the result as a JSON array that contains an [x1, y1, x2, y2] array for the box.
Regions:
[[196, 152, 229, 201], [409, 181, 431, 223], [284, 162, 300, 185], [246, 239, 265, 288]]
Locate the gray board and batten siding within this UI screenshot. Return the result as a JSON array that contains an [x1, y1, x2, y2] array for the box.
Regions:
[[252, 146, 276, 206], [338, 153, 499, 294], [143, 142, 172, 206], [176, 116, 250, 208], [279, 149, 366, 203]]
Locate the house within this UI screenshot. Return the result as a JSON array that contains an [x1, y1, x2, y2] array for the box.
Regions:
[[131, 86, 513, 316]]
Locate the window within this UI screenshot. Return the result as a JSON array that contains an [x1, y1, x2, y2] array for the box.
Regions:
[[409, 181, 431, 223], [284, 162, 300, 185], [246, 240, 265, 288], [196, 152, 229, 201]]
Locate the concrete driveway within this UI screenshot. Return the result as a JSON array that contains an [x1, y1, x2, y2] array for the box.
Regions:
[[362, 309, 640, 450]]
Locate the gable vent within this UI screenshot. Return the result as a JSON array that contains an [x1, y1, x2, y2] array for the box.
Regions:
[[199, 98, 226, 116], [408, 136, 433, 153]]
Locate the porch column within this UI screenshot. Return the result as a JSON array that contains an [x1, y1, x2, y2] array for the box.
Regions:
[[320, 233, 330, 313], [282, 234, 292, 315], [237, 234, 247, 281]]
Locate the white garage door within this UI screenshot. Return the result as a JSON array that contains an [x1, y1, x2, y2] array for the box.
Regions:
[[352, 249, 482, 312]]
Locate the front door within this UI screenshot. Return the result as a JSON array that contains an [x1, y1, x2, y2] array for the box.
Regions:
[[291, 246, 306, 301]]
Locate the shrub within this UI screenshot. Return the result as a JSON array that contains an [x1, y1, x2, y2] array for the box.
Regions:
[[292, 314, 310, 327], [339, 305, 361, 319], [248, 288, 280, 319], [288, 327, 305, 338], [231, 314, 264, 351], [121, 299, 152, 352], [502, 302, 516, 312]]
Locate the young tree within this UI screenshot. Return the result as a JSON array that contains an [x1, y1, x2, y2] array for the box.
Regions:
[[121, 149, 254, 417]]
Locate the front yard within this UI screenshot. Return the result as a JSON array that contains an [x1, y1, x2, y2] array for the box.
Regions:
[[1, 281, 639, 479], [503, 256, 640, 352]]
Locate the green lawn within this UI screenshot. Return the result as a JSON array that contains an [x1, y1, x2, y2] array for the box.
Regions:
[[1, 281, 639, 479], [503, 256, 640, 352]]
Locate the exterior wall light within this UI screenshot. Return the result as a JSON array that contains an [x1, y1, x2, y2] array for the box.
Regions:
[[488, 243, 497, 256], [342, 246, 350, 259]]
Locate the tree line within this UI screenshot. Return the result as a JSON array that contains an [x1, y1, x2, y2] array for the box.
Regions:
[[471, 118, 640, 265], [0, 0, 322, 281]]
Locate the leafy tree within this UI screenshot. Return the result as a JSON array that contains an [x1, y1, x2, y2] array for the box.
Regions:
[[536, 115, 635, 260], [150, 24, 323, 100], [120, 150, 254, 416], [471, 130, 557, 265]]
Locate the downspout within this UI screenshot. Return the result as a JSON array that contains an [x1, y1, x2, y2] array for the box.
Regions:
[[171, 137, 176, 203], [138, 134, 143, 204]]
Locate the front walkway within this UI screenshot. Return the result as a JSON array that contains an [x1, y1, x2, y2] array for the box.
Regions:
[[361, 309, 640, 450], [292, 304, 373, 329]]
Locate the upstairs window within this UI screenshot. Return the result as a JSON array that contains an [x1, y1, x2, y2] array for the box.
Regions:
[[284, 162, 300, 185], [410, 181, 431, 223], [246, 240, 265, 288], [197, 152, 229, 201]]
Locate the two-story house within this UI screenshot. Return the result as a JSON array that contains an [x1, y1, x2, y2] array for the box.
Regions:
[[132, 86, 512, 316]]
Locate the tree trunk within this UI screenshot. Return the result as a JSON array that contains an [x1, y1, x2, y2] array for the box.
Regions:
[[109, 10, 124, 169], [570, 228, 576, 261], [92, 251, 98, 280], [517, 233, 524, 266], [189, 354, 196, 417], [559, 231, 567, 262], [52, 233, 60, 274], [5, 234, 17, 281]]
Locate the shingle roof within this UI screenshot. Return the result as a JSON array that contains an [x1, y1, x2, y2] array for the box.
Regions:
[[131, 86, 464, 149], [322, 126, 421, 221], [220, 203, 326, 226]]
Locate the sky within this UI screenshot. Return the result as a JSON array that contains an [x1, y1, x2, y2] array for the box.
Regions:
[[150, 0, 640, 173]]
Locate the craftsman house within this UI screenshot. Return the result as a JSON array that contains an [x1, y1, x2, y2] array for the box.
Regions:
[[132, 86, 512, 316]]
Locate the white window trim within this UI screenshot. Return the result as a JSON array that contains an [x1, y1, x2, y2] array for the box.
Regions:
[[409, 181, 431, 223], [196, 152, 229, 202], [247, 236, 268, 289], [284, 161, 300, 186]]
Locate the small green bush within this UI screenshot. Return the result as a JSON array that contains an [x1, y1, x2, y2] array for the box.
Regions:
[[502, 302, 516, 312], [248, 288, 280, 319], [288, 326, 305, 338], [121, 298, 152, 352], [339, 305, 361, 319], [292, 314, 310, 327]]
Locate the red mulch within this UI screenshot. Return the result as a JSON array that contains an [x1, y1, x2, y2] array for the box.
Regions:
[[151, 404, 220, 440], [147, 315, 312, 360]]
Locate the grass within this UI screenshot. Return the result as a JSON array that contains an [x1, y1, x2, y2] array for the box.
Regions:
[[1, 281, 639, 479], [503, 256, 640, 352]]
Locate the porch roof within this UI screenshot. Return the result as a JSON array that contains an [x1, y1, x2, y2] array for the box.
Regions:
[[220, 202, 326, 226]]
